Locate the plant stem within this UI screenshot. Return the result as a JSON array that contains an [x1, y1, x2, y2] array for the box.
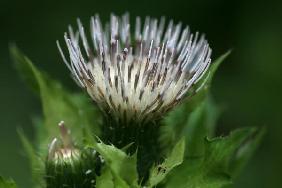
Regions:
[[102, 115, 163, 183]]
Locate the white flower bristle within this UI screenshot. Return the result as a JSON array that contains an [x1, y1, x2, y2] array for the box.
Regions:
[[58, 13, 212, 125]]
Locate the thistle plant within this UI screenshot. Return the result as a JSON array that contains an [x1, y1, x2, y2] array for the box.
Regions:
[[57, 13, 211, 180], [2, 13, 264, 188]]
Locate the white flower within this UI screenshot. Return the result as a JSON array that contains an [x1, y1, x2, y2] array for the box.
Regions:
[[57, 13, 212, 125]]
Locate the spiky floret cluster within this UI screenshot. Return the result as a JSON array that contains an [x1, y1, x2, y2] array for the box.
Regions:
[[57, 13, 212, 125]]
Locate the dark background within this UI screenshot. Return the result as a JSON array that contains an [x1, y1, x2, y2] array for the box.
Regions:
[[0, 0, 281, 187]]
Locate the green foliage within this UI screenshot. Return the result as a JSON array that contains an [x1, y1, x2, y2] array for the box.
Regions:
[[165, 128, 264, 188], [18, 130, 45, 188], [10, 47, 264, 188], [183, 97, 221, 158], [89, 141, 139, 188], [96, 166, 114, 188], [10, 45, 101, 154], [147, 138, 185, 187], [0, 177, 18, 188], [229, 127, 266, 177], [162, 91, 264, 188]]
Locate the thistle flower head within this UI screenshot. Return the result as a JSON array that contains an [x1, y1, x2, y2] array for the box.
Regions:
[[58, 13, 212, 125]]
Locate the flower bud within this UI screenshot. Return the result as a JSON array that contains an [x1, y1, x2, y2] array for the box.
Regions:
[[45, 121, 99, 188]]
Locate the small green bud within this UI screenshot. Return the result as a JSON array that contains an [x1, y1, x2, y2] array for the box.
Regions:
[[45, 121, 99, 188]]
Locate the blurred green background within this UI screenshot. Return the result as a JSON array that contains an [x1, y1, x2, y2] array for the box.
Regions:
[[0, 0, 281, 187]]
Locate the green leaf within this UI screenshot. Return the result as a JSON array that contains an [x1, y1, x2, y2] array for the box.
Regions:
[[10, 46, 101, 155], [90, 141, 139, 188], [229, 127, 266, 177], [183, 96, 221, 158], [204, 128, 254, 175], [147, 138, 185, 187], [165, 127, 262, 188], [18, 129, 45, 188], [10, 44, 40, 93], [96, 166, 114, 188], [183, 101, 208, 158], [161, 95, 221, 159], [0, 177, 18, 188]]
